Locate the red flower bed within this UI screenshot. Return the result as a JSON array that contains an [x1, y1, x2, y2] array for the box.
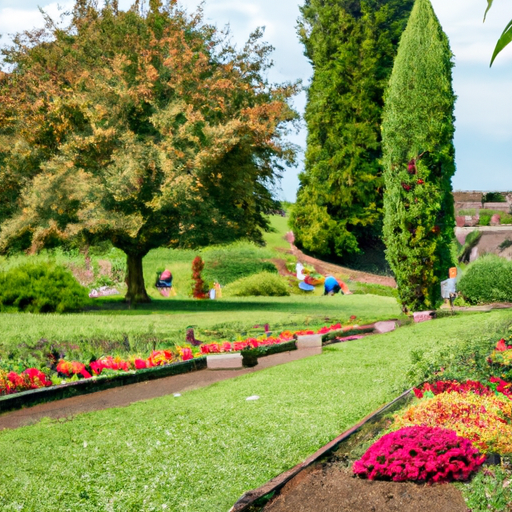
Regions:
[[353, 426, 485, 483], [413, 380, 494, 399], [0, 368, 52, 396], [0, 321, 353, 394]]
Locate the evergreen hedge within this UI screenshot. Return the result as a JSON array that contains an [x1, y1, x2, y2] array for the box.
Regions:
[[290, 0, 414, 257], [381, 0, 456, 311]]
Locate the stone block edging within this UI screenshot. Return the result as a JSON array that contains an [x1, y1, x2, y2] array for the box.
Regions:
[[207, 353, 243, 370], [295, 334, 322, 350]]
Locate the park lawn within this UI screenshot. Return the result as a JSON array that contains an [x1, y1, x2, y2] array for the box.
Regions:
[[0, 294, 400, 355], [0, 310, 510, 511]]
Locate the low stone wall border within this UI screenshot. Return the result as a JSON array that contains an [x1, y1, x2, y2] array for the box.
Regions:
[[0, 357, 207, 413]]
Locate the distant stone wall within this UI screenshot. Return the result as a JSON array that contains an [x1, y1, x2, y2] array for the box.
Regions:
[[453, 191, 512, 215], [453, 191, 483, 202], [483, 202, 510, 212]]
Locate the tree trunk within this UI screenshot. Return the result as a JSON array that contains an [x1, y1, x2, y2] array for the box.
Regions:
[[125, 253, 151, 304]]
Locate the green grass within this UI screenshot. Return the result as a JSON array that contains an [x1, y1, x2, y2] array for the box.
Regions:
[[0, 294, 400, 355], [262, 214, 291, 251], [0, 310, 510, 511]]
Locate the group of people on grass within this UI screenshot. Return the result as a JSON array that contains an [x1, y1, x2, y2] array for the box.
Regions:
[[155, 263, 351, 298], [296, 262, 352, 296]]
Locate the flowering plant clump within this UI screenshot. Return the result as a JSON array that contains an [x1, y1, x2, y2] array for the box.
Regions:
[[0, 368, 52, 396], [0, 320, 356, 395], [488, 338, 512, 367], [489, 376, 512, 399], [393, 392, 512, 454], [413, 380, 494, 399], [353, 426, 485, 483]]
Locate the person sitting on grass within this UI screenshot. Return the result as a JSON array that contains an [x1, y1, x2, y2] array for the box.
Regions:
[[155, 269, 173, 297], [323, 275, 352, 296]]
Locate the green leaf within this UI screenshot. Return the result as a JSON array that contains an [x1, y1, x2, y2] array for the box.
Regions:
[[484, 0, 494, 21], [490, 19, 512, 66]]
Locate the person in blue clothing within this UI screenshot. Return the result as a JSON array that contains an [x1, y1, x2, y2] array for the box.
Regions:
[[323, 275, 351, 296]]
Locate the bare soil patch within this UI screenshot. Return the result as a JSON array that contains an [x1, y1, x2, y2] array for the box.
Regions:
[[263, 464, 468, 512]]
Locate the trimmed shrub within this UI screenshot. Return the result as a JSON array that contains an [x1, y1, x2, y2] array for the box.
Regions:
[[223, 272, 289, 297], [353, 426, 485, 483], [457, 255, 512, 304], [381, 0, 456, 311], [0, 262, 89, 313]]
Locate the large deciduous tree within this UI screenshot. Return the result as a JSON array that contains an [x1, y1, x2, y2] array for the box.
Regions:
[[0, 0, 298, 303], [381, 0, 456, 311], [290, 0, 413, 258]]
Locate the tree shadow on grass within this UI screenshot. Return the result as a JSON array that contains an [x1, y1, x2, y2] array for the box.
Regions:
[[86, 297, 301, 315]]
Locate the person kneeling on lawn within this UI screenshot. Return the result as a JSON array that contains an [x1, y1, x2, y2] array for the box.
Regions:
[[323, 275, 352, 296]]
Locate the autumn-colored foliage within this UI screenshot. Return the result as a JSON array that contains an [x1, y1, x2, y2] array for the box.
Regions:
[[0, 0, 298, 303], [191, 256, 207, 299]]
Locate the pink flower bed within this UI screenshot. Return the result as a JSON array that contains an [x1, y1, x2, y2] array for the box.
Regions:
[[353, 426, 485, 483]]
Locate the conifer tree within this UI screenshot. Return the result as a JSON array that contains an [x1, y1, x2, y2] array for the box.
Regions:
[[290, 0, 414, 257], [381, 0, 456, 311]]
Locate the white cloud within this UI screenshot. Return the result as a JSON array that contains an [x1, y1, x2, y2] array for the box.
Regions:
[[1, 0, 511, 199]]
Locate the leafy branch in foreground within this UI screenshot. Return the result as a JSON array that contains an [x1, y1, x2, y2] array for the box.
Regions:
[[484, 0, 512, 66]]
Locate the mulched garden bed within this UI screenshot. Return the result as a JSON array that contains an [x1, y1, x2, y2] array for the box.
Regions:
[[232, 387, 481, 512], [262, 464, 467, 512]]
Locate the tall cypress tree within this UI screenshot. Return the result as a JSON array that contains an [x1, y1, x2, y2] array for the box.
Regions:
[[381, 0, 456, 311], [290, 0, 414, 257]]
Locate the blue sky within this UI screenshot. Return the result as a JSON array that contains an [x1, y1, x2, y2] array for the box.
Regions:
[[1, 0, 511, 201]]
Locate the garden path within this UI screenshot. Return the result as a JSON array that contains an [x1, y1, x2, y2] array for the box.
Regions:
[[0, 348, 321, 431], [275, 232, 397, 288]]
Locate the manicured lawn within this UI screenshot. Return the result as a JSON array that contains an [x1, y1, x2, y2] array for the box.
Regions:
[[0, 294, 401, 353], [0, 310, 510, 511]]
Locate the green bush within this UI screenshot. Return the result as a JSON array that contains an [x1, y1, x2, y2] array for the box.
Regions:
[[457, 209, 477, 216], [0, 262, 90, 313], [478, 214, 491, 226], [223, 272, 290, 297], [457, 255, 512, 304], [482, 192, 505, 203], [202, 243, 276, 285]]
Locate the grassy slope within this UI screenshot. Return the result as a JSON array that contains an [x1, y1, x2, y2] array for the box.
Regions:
[[0, 310, 510, 511]]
